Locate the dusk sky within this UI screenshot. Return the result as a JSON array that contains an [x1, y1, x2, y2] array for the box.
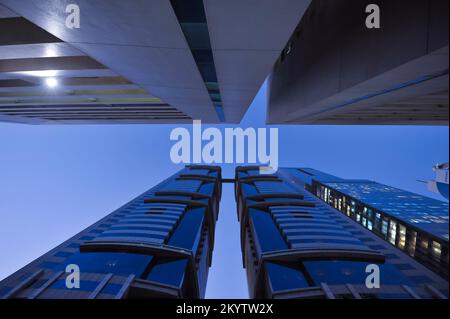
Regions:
[[0, 82, 448, 298]]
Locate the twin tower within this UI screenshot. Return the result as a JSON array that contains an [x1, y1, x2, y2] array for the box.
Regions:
[[0, 166, 448, 299]]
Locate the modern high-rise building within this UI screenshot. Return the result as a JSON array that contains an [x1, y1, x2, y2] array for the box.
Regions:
[[267, 0, 449, 125], [235, 166, 448, 299], [0, 0, 310, 124], [0, 165, 221, 299], [287, 167, 449, 279], [2, 1, 447, 125]]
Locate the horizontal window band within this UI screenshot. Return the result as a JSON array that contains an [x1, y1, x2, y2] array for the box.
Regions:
[[154, 191, 211, 199], [130, 278, 181, 298], [260, 247, 385, 264], [248, 201, 316, 211], [89, 236, 165, 245], [244, 193, 305, 201], [143, 198, 208, 208]]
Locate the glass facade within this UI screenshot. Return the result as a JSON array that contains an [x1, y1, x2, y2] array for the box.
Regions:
[[236, 167, 449, 299], [1, 165, 448, 299], [313, 180, 449, 279], [0, 166, 221, 299]]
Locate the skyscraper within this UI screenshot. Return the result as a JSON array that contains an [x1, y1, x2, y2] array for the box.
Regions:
[[0, 165, 221, 299], [267, 0, 449, 125], [0, 0, 310, 124], [288, 167, 449, 279], [235, 166, 448, 299]]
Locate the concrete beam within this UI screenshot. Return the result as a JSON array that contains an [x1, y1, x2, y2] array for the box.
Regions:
[[205, 0, 311, 123], [0, 0, 219, 122]]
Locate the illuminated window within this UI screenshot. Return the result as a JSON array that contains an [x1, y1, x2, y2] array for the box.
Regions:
[[421, 239, 429, 249], [432, 241, 442, 261], [381, 220, 388, 236], [398, 225, 406, 249], [367, 221, 373, 231], [388, 221, 397, 245], [408, 231, 417, 256]]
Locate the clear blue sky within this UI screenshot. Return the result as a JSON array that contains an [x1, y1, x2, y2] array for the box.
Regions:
[[0, 82, 448, 298]]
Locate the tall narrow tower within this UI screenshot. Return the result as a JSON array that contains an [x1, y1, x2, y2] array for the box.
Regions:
[[0, 166, 221, 299], [235, 166, 448, 299]]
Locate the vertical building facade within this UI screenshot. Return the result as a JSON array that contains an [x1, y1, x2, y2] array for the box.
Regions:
[[235, 166, 448, 299], [267, 0, 449, 125], [0, 165, 221, 299], [290, 168, 449, 279], [0, 0, 310, 124]]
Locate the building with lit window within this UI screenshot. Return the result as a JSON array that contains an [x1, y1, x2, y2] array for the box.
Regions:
[[0, 166, 221, 299], [284, 168, 449, 279], [235, 166, 448, 299]]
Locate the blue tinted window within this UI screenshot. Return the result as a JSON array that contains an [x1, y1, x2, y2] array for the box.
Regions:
[[303, 260, 413, 286], [51, 279, 98, 291], [368, 245, 385, 250], [79, 236, 94, 241], [266, 262, 309, 292], [208, 171, 217, 177], [110, 226, 169, 233], [250, 209, 287, 253], [198, 182, 214, 195], [304, 260, 369, 285], [410, 275, 431, 284], [101, 283, 122, 295], [39, 261, 59, 269], [395, 263, 415, 271], [50, 279, 122, 295], [54, 251, 73, 258], [241, 184, 258, 196], [0, 287, 12, 297], [290, 238, 363, 245], [59, 252, 153, 277], [119, 220, 173, 227], [146, 259, 188, 288], [90, 229, 104, 234], [286, 231, 348, 237], [385, 253, 399, 259], [169, 208, 204, 250], [97, 232, 166, 240]]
